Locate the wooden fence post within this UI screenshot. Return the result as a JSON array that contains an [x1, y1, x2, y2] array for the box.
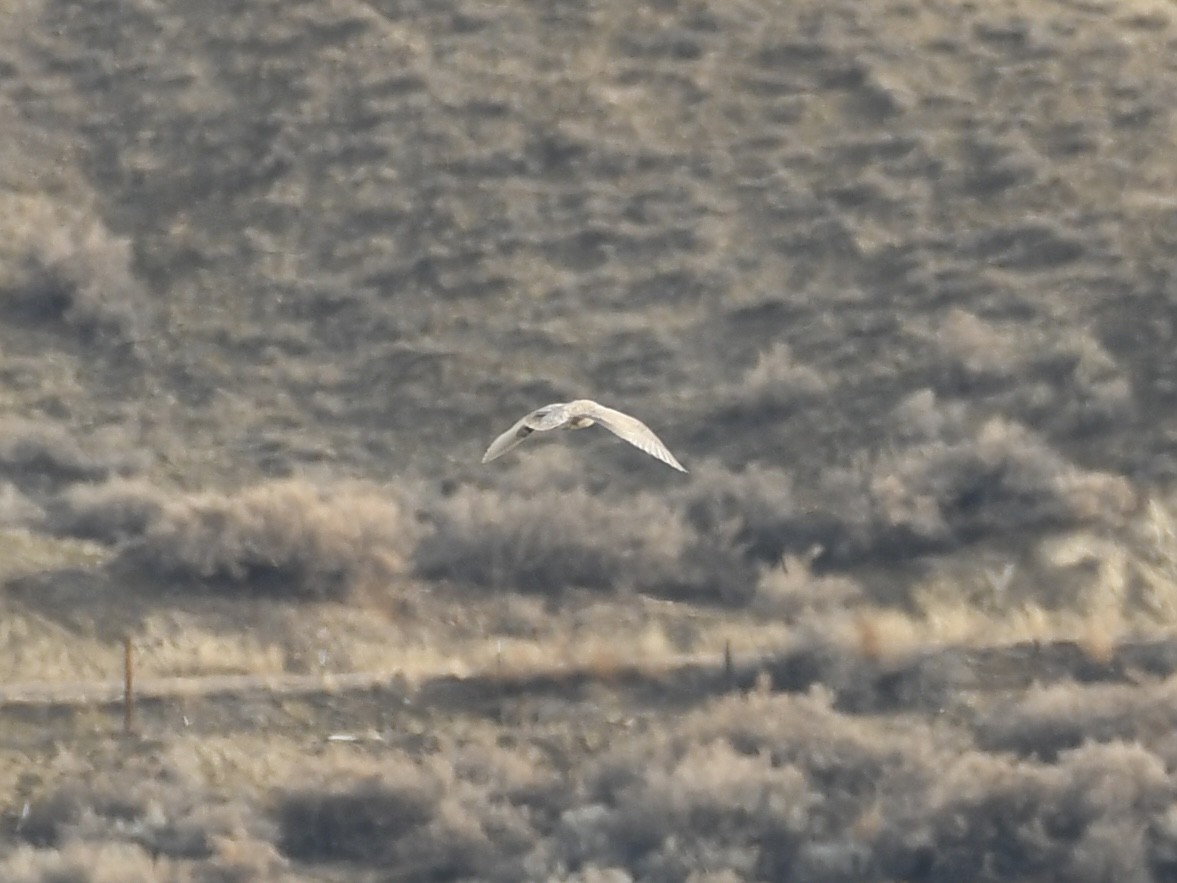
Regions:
[[123, 635, 135, 735]]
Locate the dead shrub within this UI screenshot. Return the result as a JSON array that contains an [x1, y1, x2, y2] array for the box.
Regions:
[[671, 534, 762, 606], [576, 691, 933, 881], [120, 479, 420, 601], [480, 445, 601, 496], [451, 682, 1177, 881], [1057, 334, 1134, 431]]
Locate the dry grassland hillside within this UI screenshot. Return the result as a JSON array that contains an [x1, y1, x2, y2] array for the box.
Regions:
[[3, 0, 1177, 879]]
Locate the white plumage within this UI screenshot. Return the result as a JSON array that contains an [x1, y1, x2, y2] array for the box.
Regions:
[[482, 399, 687, 473]]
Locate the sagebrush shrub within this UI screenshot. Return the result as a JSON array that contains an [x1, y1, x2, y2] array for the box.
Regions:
[[811, 393, 1135, 565], [123, 479, 420, 600], [0, 193, 147, 344], [276, 774, 436, 863], [414, 485, 688, 595], [46, 477, 167, 543]]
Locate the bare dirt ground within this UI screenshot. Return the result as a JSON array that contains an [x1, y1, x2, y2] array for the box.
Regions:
[[3, 0, 1177, 879]]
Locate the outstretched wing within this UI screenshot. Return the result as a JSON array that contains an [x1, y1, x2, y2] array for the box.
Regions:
[[482, 414, 538, 463], [482, 404, 571, 463], [573, 400, 688, 473]]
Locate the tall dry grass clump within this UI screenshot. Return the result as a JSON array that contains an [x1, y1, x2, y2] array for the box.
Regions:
[[121, 478, 421, 601]]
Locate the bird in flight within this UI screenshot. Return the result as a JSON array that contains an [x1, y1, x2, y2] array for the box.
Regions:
[[482, 399, 687, 472]]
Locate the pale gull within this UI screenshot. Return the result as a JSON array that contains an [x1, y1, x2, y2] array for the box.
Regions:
[[482, 399, 687, 473]]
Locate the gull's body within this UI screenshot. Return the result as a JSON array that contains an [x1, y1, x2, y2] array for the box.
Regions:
[[482, 399, 687, 473]]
